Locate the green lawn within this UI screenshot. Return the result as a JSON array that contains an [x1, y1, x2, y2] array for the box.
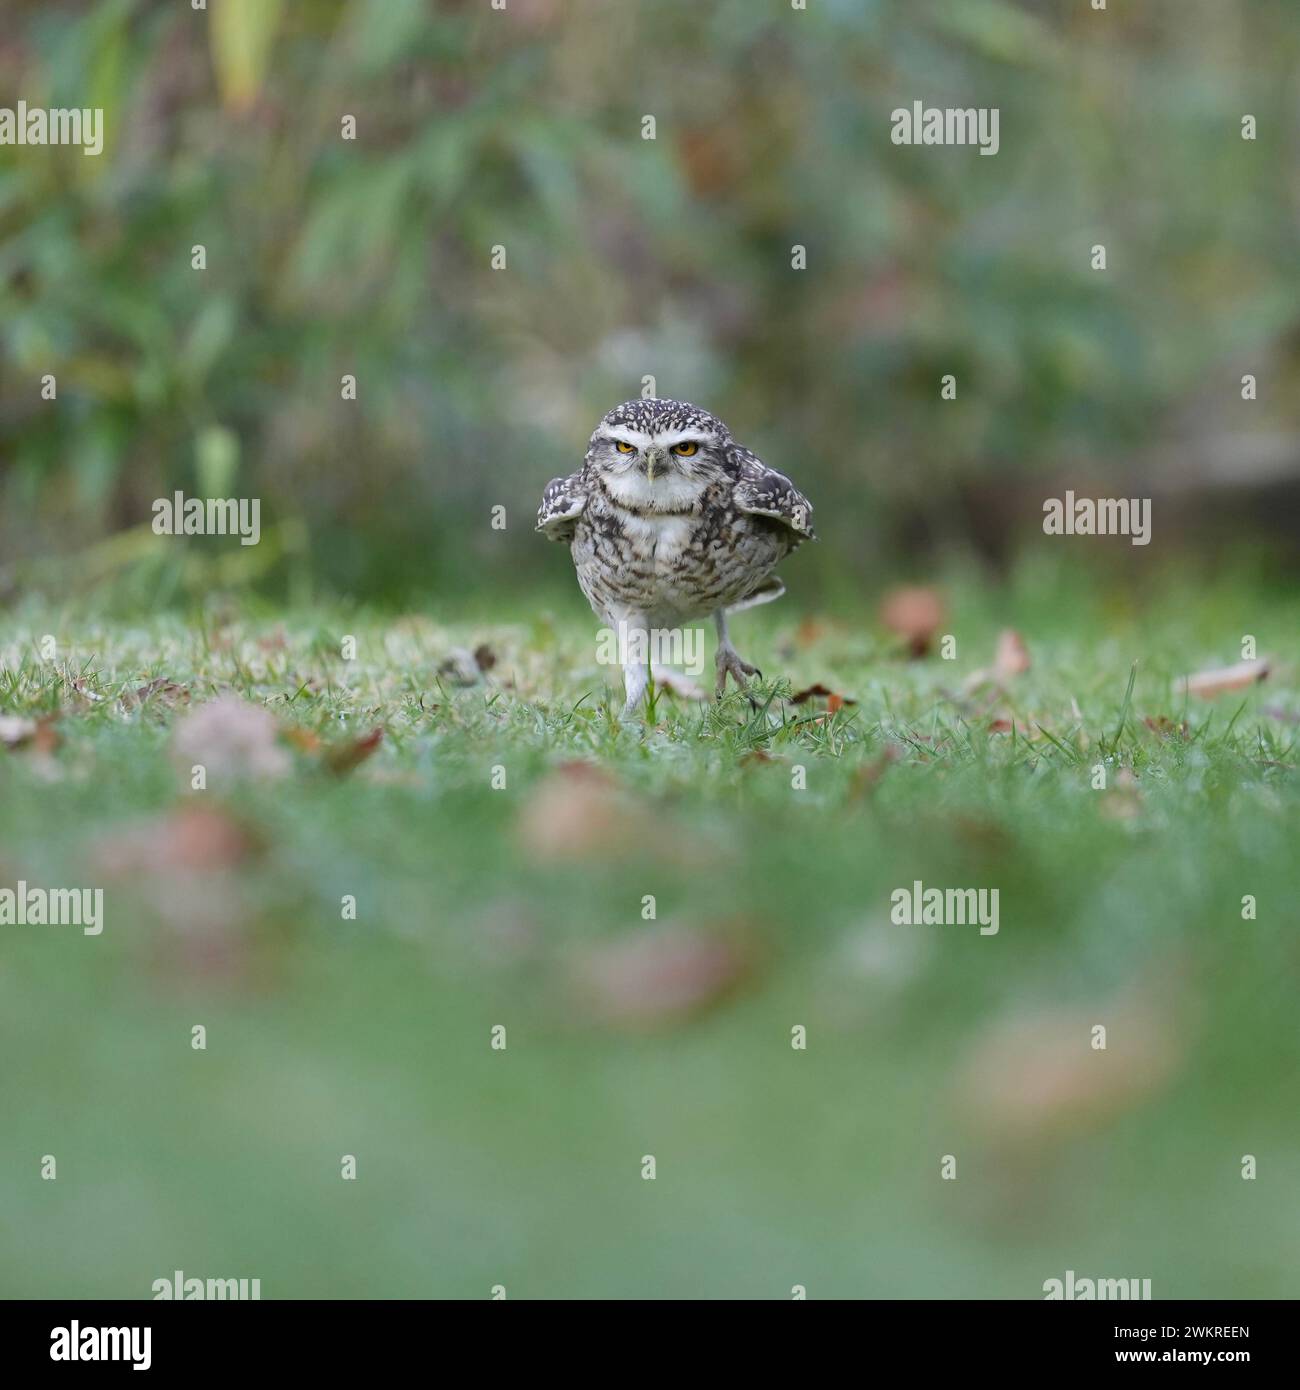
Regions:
[[1, 562, 1297, 1298]]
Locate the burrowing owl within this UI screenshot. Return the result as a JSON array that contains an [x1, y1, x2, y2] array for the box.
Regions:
[[537, 398, 815, 716]]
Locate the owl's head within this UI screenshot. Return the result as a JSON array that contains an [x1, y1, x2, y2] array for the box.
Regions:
[[586, 398, 731, 510]]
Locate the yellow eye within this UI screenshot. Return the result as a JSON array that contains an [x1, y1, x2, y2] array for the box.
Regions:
[[671, 441, 698, 456], [614, 440, 635, 454]]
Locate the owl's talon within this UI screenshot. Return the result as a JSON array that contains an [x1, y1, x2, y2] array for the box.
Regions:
[[715, 643, 761, 700]]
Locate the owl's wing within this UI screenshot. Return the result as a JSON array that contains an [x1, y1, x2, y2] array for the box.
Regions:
[[536, 471, 587, 542], [728, 446, 816, 545]]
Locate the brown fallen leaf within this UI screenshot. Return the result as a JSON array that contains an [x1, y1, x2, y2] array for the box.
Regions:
[[128, 677, 191, 711], [0, 715, 38, 748], [93, 804, 271, 991], [517, 762, 634, 862], [517, 762, 708, 866], [994, 628, 1031, 678], [326, 726, 384, 775], [1143, 715, 1188, 739], [879, 585, 945, 658], [32, 715, 61, 755], [1176, 658, 1270, 699], [0, 713, 60, 755], [437, 643, 497, 686], [283, 726, 322, 754], [789, 682, 858, 708], [94, 802, 261, 875], [956, 992, 1182, 1146], [171, 695, 290, 782], [963, 628, 1032, 693], [571, 922, 754, 1029]]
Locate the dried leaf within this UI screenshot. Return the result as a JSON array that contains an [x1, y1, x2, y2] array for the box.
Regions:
[[0, 715, 38, 748], [94, 803, 261, 875], [572, 923, 753, 1029], [517, 763, 708, 867], [790, 682, 857, 707], [957, 994, 1181, 1145], [93, 804, 268, 991], [1176, 658, 1270, 699], [171, 695, 289, 781], [879, 586, 945, 657], [994, 629, 1031, 678], [438, 646, 492, 686], [964, 628, 1031, 692], [128, 677, 191, 710], [32, 716, 62, 755], [517, 762, 632, 861], [325, 726, 384, 775]]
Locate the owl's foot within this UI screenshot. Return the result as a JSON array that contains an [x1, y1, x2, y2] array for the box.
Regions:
[[652, 666, 707, 701], [715, 644, 762, 703]]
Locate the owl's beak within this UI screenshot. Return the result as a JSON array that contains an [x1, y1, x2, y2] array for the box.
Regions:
[[643, 447, 664, 483]]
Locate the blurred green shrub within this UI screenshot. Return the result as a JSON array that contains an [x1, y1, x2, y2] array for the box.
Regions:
[[0, 0, 1296, 599]]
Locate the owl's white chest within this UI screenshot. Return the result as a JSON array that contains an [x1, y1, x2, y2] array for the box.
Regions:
[[586, 509, 706, 622], [620, 511, 695, 570]]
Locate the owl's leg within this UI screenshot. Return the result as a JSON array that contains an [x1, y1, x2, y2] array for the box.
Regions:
[[714, 608, 762, 702], [621, 656, 650, 718], [616, 614, 651, 719]]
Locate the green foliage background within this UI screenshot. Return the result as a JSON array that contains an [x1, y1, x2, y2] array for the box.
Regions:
[[2, 0, 1297, 601]]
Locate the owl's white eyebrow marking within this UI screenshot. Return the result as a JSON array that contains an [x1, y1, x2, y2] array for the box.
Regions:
[[596, 426, 650, 447], [597, 424, 717, 448], [648, 428, 716, 447]]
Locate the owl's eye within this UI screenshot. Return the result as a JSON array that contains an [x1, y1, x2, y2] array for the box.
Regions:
[[671, 441, 699, 456], [614, 440, 635, 454]]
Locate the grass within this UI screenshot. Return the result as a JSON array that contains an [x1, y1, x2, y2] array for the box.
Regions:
[[1, 559, 1298, 1299]]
